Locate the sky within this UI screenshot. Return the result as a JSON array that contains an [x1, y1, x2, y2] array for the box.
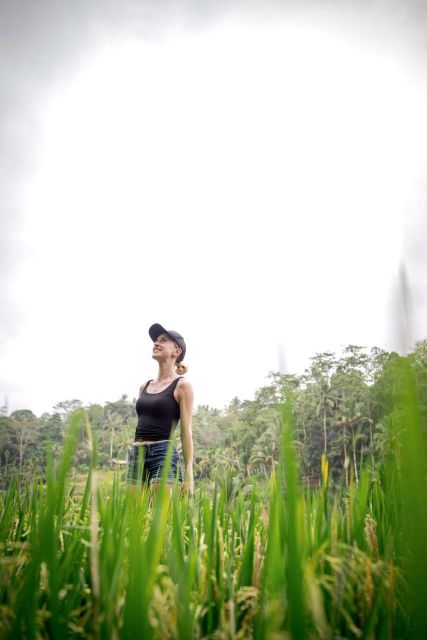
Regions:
[[1, 0, 427, 416]]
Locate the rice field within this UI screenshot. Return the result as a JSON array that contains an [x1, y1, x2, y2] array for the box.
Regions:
[[1, 359, 426, 639]]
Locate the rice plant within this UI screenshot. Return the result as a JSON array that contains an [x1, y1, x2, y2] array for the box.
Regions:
[[0, 355, 426, 639]]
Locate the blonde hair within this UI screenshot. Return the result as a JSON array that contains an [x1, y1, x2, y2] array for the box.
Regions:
[[175, 361, 188, 375]]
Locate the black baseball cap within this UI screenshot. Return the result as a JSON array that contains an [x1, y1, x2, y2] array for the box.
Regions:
[[149, 323, 186, 363]]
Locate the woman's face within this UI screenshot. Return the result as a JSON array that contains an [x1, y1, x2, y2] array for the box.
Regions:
[[152, 333, 182, 362]]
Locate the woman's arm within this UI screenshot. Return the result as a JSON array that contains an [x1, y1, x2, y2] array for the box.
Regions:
[[178, 379, 194, 495]]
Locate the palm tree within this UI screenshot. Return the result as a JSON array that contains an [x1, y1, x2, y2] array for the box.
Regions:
[[248, 421, 280, 478], [306, 352, 336, 457], [103, 410, 123, 460]]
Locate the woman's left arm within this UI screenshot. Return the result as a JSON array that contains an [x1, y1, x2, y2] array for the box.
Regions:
[[178, 380, 194, 495]]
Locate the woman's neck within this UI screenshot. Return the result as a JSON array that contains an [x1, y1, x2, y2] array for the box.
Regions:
[[156, 362, 177, 381]]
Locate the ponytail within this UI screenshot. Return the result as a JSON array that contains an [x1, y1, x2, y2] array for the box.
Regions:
[[175, 361, 188, 375]]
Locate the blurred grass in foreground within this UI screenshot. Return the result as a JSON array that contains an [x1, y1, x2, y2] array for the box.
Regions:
[[0, 356, 426, 639]]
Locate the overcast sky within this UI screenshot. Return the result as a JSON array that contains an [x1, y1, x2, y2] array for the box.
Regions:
[[1, 0, 427, 416]]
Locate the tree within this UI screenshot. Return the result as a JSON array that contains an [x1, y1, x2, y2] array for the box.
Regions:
[[36, 412, 63, 465], [248, 420, 281, 478], [329, 348, 372, 485], [0, 416, 14, 469], [8, 410, 38, 470], [52, 399, 83, 422], [102, 409, 123, 460], [306, 352, 336, 457], [408, 339, 427, 428]]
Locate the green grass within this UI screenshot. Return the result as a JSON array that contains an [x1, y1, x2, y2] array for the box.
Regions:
[[0, 359, 426, 639]]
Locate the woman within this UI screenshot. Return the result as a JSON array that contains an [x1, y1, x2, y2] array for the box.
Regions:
[[126, 323, 194, 496]]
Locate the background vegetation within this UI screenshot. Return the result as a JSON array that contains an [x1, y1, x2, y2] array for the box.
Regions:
[[1, 342, 426, 489], [0, 341, 426, 638]]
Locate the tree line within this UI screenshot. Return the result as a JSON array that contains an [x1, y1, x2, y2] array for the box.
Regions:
[[1, 341, 426, 487]]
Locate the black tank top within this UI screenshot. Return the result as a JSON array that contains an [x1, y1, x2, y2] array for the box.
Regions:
[[134, 376, 184, 442]]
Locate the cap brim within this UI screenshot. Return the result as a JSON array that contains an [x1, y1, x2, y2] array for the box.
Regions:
[[149, 323, 168, 342]]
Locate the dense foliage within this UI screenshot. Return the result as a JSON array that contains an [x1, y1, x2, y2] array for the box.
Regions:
[[1, 342, 426, 489], [0, 350, 426, 639]]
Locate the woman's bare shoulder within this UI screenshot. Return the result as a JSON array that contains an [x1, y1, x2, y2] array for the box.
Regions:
[[176, 377, 193, 398], [177, 376, 192, 388]]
